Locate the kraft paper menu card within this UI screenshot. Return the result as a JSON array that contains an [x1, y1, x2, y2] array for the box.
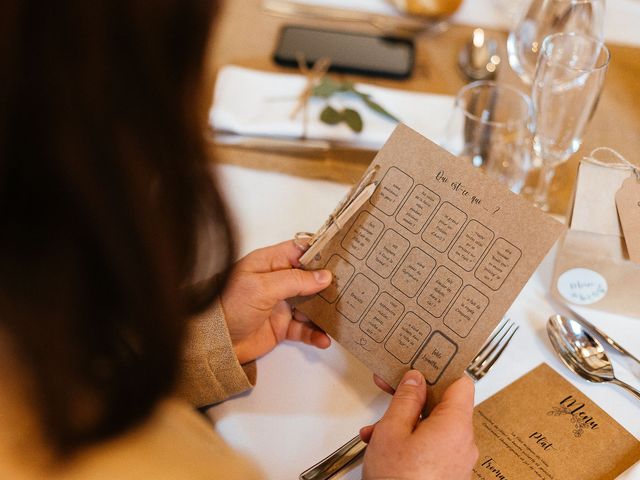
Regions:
[[473, 364, 640, 480], [295, 124, 564, 410]]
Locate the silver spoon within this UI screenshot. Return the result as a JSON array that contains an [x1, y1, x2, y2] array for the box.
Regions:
[[547, 314, 640, 400], [562, 305, 640, 368]]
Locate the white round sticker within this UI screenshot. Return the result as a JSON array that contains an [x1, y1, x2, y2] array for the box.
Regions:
[[557, 268, 607, 305]]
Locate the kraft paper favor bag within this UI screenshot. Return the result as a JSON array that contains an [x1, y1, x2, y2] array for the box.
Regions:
[[552, 150, 640, 318]]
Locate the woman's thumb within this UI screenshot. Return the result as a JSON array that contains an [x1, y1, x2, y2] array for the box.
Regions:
[[259, 268, 332, 300]]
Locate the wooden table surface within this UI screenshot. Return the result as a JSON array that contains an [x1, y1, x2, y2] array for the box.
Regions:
[[203, 0, 640, 215]]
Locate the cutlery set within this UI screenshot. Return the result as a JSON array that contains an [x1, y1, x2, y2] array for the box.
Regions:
[[547, 312, 640, 400]]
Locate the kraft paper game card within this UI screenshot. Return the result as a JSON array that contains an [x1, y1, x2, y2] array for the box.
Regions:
[[295, 124, 565, 410]]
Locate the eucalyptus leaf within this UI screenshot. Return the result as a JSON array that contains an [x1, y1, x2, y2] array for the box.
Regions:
[[362, 96, 400, 122], [339, 80, 357, 92], [342, 108, 363, 133], [312, 77, 342, 98], [320, 105, 342, 125], [313, 75, 400, 133]]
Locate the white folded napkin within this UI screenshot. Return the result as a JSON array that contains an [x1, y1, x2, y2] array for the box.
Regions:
[[210, 65, 455, 149], [287, 0, 640, 47]]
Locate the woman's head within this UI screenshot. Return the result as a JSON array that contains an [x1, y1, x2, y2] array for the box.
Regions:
[[0, 0, 230, 454]]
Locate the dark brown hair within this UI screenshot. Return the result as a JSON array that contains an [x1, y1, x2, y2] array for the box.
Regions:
[[0, 0, 232, 454]]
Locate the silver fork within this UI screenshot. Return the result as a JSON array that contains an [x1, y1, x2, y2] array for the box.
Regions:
[[299, 318, 519, 480]]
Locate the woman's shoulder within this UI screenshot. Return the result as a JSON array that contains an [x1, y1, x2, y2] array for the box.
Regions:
[[60, 398, 262, 480]]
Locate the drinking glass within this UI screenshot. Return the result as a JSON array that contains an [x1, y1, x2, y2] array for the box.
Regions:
[[443, 81, 533, 194], [507, 0, 605, 85], [531, 32, 609, 210]]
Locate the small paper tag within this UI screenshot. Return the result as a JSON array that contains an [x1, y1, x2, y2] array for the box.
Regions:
[[615, 174, 640, 263]]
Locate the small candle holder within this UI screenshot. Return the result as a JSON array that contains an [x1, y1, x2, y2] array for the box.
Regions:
[[458, 28, 501, 81]]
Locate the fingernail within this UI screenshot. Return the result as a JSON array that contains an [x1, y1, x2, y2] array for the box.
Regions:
[[401, 370, 424, 386], [313, 270, 332, 284]]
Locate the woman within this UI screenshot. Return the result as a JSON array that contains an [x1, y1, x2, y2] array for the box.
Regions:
[[0, 1, 478, 478]]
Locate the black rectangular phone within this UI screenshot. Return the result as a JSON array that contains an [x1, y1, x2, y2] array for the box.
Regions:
[[273, 25, 414, 79]]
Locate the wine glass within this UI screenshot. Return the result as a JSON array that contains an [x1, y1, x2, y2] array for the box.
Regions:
[[443, 81, 533, 194], [531, 32, 610, 211], [507, 0, 605, 85]]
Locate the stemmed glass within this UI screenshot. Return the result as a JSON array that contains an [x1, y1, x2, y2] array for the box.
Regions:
[[531, 32, 610, 210], [507, 0, 605, 85]]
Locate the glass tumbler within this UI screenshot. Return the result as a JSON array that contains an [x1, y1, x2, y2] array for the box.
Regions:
[[443, 81, 533, 194]]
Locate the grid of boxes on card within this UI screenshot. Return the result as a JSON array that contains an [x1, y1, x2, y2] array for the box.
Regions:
[[318, 166, 521, 384]]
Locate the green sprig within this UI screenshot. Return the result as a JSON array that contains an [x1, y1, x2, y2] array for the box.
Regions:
[[311, 77, 399, 133]]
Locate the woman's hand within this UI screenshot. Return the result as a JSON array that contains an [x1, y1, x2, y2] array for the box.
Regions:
[[220, 240, 332, 364], [361, 370, 478, 480]]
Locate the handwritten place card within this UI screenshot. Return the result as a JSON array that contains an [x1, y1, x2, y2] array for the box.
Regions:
[[295, 125, 564, 410], [473, 364, 640, 480]]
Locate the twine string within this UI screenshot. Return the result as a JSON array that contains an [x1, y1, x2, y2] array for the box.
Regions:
[[584, 147, 640, 181], [289, 54, 331, 140]]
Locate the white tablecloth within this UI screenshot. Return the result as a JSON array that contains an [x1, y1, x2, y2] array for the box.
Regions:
[[207, 163, 640, 480]]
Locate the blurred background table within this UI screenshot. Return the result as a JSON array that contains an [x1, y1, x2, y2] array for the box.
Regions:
[[203, 0, 640, 215]]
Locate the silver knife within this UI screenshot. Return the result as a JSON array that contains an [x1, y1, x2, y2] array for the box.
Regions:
[[564, 305, 640, 367], [211, 131, 377, 157]]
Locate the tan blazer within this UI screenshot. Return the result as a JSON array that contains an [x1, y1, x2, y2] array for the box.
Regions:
[[0, 301, 263, 479]]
